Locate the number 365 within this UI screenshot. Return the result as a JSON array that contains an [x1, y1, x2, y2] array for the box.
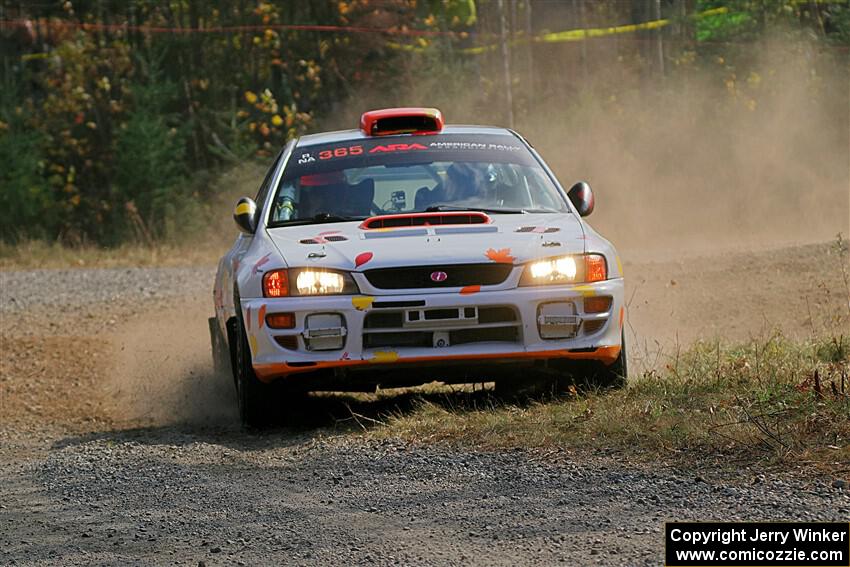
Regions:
[[319, 145, 363, 160]]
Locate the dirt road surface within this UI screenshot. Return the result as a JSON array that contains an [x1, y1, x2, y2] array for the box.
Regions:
[[2, 241, 849, 565]]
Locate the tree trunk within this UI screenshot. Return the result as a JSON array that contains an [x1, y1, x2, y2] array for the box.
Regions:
[[498, 0, 514, 128]]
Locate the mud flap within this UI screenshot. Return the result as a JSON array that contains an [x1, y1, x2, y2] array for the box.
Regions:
[[208, 317, 228, 378]]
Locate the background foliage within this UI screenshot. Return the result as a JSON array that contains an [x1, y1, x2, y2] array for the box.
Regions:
[[1, 0, 847, 245]]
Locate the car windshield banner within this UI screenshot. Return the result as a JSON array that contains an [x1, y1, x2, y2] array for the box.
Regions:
[[285, 134, 540, 179]]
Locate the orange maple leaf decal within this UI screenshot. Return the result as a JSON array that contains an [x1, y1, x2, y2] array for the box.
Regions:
[[485, 247, 515, 263]]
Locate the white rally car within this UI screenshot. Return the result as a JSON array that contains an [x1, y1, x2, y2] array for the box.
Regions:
[[210, 108, 626, 426]]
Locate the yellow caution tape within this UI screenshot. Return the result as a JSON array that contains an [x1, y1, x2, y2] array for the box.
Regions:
[[388, 6, 729, 54], [537, 7, 727, 44], [21, 53, 50, 61]]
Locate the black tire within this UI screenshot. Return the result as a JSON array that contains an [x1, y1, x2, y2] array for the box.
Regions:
[[495, 370, 556, 401], [585, 330, 628, 390], [549, 331, 628, 392], [233, 305, 274, 428]]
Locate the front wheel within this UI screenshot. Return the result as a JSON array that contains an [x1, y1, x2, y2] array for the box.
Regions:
[[550, 331, 628, 392], [585, 330, 628, 390], [494, 366, 557, 401], [233, 310, 273, 428]]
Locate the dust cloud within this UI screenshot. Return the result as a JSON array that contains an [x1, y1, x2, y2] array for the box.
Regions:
[[104, 301, 237, 427], [329, 40, 849, 261], [532, 49, 850, 261]]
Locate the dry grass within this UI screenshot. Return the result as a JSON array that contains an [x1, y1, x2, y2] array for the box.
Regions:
[[0, 240, 224, 269], [0, 162, 264, 271], [369, 334, 850, 472]]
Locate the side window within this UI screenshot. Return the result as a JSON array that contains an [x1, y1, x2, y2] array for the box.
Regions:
[[254, 143, 289, 213]]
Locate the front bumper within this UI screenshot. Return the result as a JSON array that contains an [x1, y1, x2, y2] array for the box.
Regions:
[[241, 279, 624, 383]]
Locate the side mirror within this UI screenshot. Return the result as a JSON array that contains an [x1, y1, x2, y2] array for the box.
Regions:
[[567, 181, 594, 217], [233, 197, 257, 234]]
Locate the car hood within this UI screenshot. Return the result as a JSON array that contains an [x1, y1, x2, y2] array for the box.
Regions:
[[266, 213, 586, 271]]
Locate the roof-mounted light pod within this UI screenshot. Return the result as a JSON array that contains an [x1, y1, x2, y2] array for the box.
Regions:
[[360, 107, 444, 136]]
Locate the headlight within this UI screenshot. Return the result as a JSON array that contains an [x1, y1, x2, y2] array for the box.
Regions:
[[263, 268, 359, 297], [529, 256, 577, 280], [520, 254, 607, 285], [296, 270, 345, 295]]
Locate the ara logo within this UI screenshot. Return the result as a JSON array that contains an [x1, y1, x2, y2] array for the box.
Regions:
[[297, 153, 316, 164], [369, 143, 427, 153]]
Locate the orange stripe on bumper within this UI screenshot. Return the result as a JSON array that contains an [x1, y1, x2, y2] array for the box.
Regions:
[[253, 346, 621, 382]]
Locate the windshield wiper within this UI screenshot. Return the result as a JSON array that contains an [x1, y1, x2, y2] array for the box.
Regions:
[[309, 212, 366, 223], [271, 212, 366, 227], [424, 205, 527, 214], [521, 207, 563, 214]]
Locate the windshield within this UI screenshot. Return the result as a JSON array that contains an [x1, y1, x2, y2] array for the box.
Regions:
[[268, 133, 569, 226]]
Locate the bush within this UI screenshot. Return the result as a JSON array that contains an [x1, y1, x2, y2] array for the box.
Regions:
[[112, 83, 192, 244], [0, 85, 53, 242]]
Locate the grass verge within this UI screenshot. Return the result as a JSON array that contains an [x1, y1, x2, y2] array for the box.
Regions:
[[370, 334, 850, 473], [0, 162, 263, 270], [0, 240, 227, 269]]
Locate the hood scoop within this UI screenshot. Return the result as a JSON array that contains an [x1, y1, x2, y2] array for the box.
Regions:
[[360, 211, 492, 230]]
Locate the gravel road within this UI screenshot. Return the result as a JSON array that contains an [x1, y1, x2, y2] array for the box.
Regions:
[[3, 432, 848, 566], [0, 267, 214, 337], [0, 267, 213, 314], [2, 245, 848, 566]]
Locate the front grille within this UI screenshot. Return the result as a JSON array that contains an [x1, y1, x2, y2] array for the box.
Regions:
[[364, 332, 432, 349], [364, 306, 516, 330], [362, 306, 520, 349], [363, 263, 512, 290], [478, 306, 516, 324], [364, 312, 403, 329], [451, 327, 518, 345], [363, 327, 518, 349]]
